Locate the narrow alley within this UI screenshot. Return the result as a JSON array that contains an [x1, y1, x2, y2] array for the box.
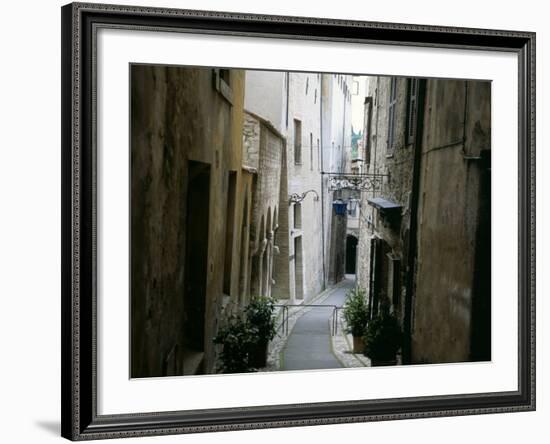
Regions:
[[282, 278, 354, 370], [130, 66, 492, 378]]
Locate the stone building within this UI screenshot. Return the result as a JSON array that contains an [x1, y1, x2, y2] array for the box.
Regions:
[[244, 71, 352, 302], [356, 76, 491, 364], [321, 74, 354, 285], [241, 111, 285, 302], [130, 66, 251, 377]]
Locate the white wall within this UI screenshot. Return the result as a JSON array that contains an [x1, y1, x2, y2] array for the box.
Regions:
[[244, 70, 287, 133], [0, 1, 546, 444]]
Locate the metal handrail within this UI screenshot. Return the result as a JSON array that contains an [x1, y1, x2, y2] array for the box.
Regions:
[[333, 306, 345, 335], [274, 303, 343, 336]]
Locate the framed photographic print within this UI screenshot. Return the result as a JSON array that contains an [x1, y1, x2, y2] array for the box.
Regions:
[[61, 2, 536, 440]]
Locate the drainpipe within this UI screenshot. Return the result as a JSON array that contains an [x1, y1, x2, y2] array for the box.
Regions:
[[341, 84, 346, 173], [285, 72, 290, 129], [319, 75, 326, 289], [402, 78, 427, 365], [372, 77, 380, 196]]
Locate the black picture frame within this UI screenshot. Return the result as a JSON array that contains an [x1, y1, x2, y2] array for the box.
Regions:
[[61, 2, 536, 440]]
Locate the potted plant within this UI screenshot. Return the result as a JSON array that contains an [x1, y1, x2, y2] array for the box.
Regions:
[[213, 314, 257, 374], [363, 309, 403, 366], [244, 296, 277, 368], [342, 287, 370, 353]]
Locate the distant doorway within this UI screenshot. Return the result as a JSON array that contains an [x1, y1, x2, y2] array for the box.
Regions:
[[345, 235, 358, 274], [294, 236, 304, 299]]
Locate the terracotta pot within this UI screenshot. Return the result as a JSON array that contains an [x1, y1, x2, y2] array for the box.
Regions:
[[248, 340, 268, 368], [352, 335, 365, 354]]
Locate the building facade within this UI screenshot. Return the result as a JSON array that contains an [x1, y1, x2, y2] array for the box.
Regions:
[[321, 74, 354, 285], [244, 71, 352, 302], [130, 66, 251, 377], [242, 111, 285, 302], [356, 76, 491, 364]]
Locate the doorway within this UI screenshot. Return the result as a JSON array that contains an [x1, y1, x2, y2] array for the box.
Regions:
[[345, 235, 358, 274], [294, 235, 304, 299], [182, 161, 210, 372]]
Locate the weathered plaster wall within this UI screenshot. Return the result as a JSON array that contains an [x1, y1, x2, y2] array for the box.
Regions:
[[356, 75, 491, 364], [411, 80, 491, 363], [130, 65, 246, 377]]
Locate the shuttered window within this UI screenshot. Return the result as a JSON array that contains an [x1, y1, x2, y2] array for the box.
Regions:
[[387, 77, 397, 154], [406, 78, 419, 145]]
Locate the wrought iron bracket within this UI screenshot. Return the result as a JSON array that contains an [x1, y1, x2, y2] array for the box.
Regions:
[[289, 189, 320, 204], [323, 172, 387, 192]]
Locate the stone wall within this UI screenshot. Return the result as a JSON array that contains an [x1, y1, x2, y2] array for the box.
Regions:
[[356, 76, 415, 322], [243, 111, 284, 300]]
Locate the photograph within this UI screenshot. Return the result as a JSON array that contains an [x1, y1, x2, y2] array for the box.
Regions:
[[130, 65, 491, 378], [57, 1, 536, 440]]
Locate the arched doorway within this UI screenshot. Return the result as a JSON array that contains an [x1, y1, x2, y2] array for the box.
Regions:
[[345, 235, 358, 274]]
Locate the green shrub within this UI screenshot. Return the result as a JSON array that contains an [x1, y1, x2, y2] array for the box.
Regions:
[[245, 296, 277, 343], [363, 311, 403, 362], [213, 314, 257, 373], [342, 287, 370, 337], [213, 297, 277, 373]]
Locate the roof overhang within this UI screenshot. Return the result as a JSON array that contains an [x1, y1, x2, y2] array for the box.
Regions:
[[367, 197, 402, 213]]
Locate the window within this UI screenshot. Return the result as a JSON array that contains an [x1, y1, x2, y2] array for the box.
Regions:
[[364, 96, 373, 166], [219, 69, 230, 85], [212, 68, 233, 105], [387, 77, 398, 154], [293, 203, 302, 229], [406, 78, 419, 145], [294, 119, 302, 164], [305, 76, 309, 95]]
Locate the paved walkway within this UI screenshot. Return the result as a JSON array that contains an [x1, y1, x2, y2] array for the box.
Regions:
[[281, 278, 354, 370]]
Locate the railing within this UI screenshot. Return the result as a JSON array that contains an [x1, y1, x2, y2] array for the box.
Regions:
[[274, 304, 343, 336]]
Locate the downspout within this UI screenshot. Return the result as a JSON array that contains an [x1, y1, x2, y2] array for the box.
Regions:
[[319, 75, 326, 289], [372, 77, 380, 197], [285, 72, 290, 129], [341, 83, 347, 173], [402, 78, 427, 365]]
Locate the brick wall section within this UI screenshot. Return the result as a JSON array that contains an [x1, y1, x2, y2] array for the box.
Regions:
[[242, 113, 260, 171], [244, 111, 284, 299]]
